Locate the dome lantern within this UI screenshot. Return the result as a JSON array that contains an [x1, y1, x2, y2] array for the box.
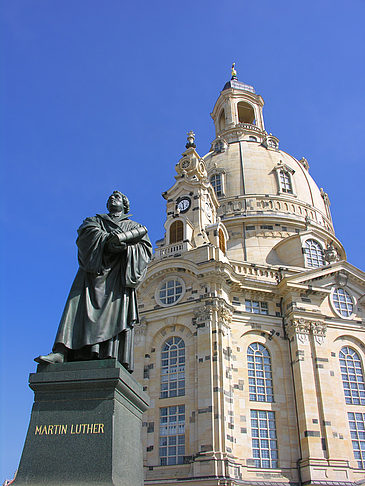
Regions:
[[211, 67, 265, 141]]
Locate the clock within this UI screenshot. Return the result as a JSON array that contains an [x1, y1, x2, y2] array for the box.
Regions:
[[177, 197, 191, 213]]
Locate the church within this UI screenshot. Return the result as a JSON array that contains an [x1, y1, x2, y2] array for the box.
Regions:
[[134, 69, 365, 486]]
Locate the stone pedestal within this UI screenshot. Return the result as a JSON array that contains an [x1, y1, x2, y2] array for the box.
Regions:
[[13, 359, 149, 486]]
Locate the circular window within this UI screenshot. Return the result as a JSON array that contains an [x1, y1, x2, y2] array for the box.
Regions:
[[331, 287, 354, 318], [157, 278, 185, 306]]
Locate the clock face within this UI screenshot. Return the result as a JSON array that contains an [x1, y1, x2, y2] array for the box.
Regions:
[[177, 197, 191, 213]]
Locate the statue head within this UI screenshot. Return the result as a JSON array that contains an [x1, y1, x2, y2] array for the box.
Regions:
[[107, 191, 130, 214]]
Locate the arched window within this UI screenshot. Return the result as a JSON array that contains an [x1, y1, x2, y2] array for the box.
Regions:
[[170, 220, 183, 244], [339, 346, 365, 405], [161, 337, 185, 398], [304, 239, 325, 268], [247, 343, 274, 402], [237, 101, 255, 124], [279, 169, 293, 194], [218, 229, 226, 253], [210, 174, 222, 197], [219, 110, 225, 132]]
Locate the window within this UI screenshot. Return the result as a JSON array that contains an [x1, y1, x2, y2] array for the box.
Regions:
[[251, 410, 278, 468], [279, 169, 293, 194], [158, 279, 184, 306], [332, 287, 354, 317], [237, 101, 255, 124], [159, 405, 185, 466], [218, 229, 226, 253], [161, 337, 185, 398], [248, 343, 273, 402], [210, 174, 222, 197], [304, 239, 325, 268], [245, 300, 269, 315], [170, 221, 183, 244], [348, 412, 365, 469], [339, 347, 365, 405], [249, 136, 257, 142]]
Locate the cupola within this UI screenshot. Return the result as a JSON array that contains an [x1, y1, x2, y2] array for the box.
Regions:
[[211, 65, 265, 140]]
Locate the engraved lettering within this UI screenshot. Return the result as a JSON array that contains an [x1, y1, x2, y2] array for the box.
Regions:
[[35, 425, 42, 435], [61, 425, 67, 434]]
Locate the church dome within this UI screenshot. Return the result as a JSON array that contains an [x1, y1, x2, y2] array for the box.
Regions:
[[201, 74, 344, 266]]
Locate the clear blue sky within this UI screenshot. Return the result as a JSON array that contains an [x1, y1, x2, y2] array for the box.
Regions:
[[1, 0, 364, 480]]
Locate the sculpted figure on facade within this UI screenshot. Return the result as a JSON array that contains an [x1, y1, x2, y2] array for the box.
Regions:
[[35, 191, 152, 372]]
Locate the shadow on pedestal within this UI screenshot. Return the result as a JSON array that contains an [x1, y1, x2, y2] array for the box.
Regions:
[[13, 359, 150, 486]]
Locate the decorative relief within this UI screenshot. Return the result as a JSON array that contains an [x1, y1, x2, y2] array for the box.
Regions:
[[217, 306, 232, 324], [286, 319, 311, 344], [194, 305, 213, 325], [134, 317, 147, 337], [311, 322, 327, 345], [324, 243, 340, 263], [286, 319, 327, 345]]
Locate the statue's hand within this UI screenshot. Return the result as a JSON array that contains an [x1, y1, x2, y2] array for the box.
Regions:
[[106, 235, 127, 253]]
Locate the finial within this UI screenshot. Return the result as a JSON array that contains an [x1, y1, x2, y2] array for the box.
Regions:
[[231, 62, 237, 80], [186, 130, 196, 149]]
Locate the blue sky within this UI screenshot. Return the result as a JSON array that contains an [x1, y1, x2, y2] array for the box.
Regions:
[[1, 0, 365, 480]]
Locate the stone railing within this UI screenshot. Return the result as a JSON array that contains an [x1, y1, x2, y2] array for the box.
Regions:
[[230, 261, 281, 283], [236, 123, 262, 133], [218, 195, 334, 234], [155, 241, 190, 259]]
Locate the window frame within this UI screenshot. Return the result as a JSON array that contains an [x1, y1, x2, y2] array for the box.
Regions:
[[169, 220, 184, 244], [273, 162, 296, 197], [156, 277, 186, 307], [303, 239, 325, 268], [339, 346, 365, 406], [159, 405, 186, 466], [330, 287, 354, 319], [250, 410, 278, 469], [160, 337, 186, 399], [245, 299, 269, 315], [247, 343, 274, 403]]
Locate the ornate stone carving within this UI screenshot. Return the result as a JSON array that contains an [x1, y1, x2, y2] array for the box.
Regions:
[[194, 305, 213, 325], [324, 243, 340, 263], [311, 322, 327, 345], [134, 317, 147, 336], [285, 319, 311, 344], [217, 305, 233, 326]]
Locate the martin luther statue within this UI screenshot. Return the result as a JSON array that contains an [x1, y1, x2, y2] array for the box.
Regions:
[[35, 191, 152, 372]]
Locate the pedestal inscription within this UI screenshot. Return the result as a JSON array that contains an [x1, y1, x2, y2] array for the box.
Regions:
[[13, 359, 149, 486]]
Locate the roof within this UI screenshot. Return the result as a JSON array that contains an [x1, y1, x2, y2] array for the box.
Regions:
[[222, 78, 256, 93]]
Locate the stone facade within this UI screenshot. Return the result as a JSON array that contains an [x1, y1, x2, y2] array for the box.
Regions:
[[134, 76, 365, 486]]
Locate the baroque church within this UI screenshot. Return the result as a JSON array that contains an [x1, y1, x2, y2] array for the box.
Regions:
[[134, 70, 365, 486]]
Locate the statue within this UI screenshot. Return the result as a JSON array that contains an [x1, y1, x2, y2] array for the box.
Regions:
[[35, 191, 153, 372], [231, 62, 237, 79]]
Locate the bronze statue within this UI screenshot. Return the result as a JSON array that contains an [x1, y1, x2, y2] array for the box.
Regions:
[[35, 191, 152, 372]]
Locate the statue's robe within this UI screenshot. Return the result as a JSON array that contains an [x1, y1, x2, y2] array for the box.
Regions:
[[53, 213, 152, 371]]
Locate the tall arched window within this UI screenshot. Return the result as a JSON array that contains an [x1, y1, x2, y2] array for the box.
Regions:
[[170, 221, 183, 244], [339, 346, 365, 405], [247, 343, 274, 402], [210, 174, 222, 197], [161, 337, 185, 398], [218, 228, 226, 253], [304, 239, 325, 268]]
